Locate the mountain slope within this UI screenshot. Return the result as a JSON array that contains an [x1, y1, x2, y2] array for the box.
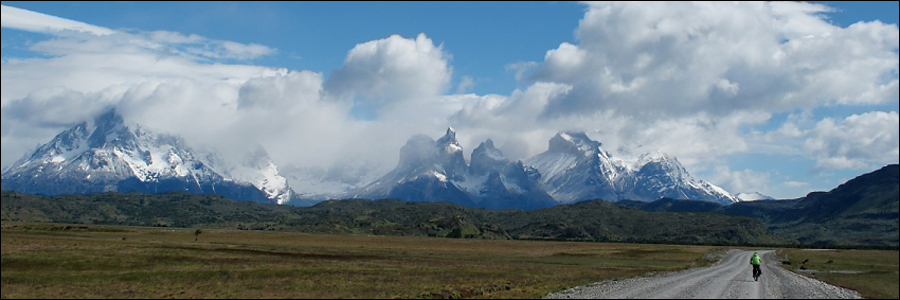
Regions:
[[788, 164, 899, 223], [1, 109, 294, 204]]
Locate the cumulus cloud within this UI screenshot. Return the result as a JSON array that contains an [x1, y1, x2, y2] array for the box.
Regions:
[[324, 33, 452, 113], [526, 1, 898, 119], [802, 111, 899, 170]]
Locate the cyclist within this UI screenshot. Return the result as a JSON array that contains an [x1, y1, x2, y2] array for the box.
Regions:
[[750, 252, 762, 281]]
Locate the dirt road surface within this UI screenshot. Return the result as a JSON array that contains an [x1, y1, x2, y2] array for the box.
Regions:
[[544, 250, 862, 299]]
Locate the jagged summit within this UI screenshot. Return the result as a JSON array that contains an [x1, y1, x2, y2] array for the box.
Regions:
[[441, 126, 457, 141], [548, 132, 604, 156], [470, 139, 507, 176], [394, 127, 467, 182]]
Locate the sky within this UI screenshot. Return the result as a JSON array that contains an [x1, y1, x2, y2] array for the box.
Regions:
[[1, 1, 898, 200]]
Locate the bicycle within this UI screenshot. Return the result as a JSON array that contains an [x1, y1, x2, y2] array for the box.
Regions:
[[752, 264, 761, 281]]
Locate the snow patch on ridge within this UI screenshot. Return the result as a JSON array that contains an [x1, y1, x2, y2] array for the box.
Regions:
[[432, 170, 448, 182]]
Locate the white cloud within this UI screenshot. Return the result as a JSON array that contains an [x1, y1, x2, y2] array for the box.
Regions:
[[802, 111, 899, 170], [456, 75, 475, 94], [783, 181, 809, 188], [145, 30, 276, 61], [1, 33, 279, 107], [468, 1, 899, 174], [1, 87, 112, 127], [0, 13, 455, 176], [0, 6, 282, 169], [237, 70, 324, 110], [324, 33, 452, 113], [0, 4, 115, 36], [447, 82, 574, 160], [710, 166, 772, 196], [182, 39, 277, 61], [220, 40, 277, 60], [527, 1, 898, 119], [505, 61, 539, 81]]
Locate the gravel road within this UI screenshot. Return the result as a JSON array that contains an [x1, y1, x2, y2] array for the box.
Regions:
[[544, 250, 862, 299]]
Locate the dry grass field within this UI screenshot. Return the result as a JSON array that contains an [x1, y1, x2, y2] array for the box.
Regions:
[[1, 221, 725, 299], [775, 248, 899, 299], [3, 221, 896, 299]]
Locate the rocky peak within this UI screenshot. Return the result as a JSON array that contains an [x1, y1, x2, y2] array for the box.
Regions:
[[395, 128, 468, 180], [548, 131, 602, 156], [438, 127, 468, 180], [86, 109, 130, 147], [436, 127, 462, 154], [470, 139, 508, 176], [634, 152, 687, 179]]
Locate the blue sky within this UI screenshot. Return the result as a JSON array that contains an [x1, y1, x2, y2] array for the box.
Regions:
[[1, 1, 586, 95], [1, 1, 898, 199]]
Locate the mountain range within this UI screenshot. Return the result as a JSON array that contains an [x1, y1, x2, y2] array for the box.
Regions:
[[3, 110, 739, 209]]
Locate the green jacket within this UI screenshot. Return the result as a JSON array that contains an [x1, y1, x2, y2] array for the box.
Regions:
[[750, 254, 761, 265]]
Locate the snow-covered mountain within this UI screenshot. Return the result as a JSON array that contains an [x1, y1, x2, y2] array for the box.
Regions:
[[524, 132, 739, 205], [349, 128, 558, 210], [735, 192, 775, 201], [0, 109, 293, 204]]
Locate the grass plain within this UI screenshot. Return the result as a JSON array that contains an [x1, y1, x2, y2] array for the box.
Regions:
[[775, 248, 899, 299], [2, 221, 896, 299]]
